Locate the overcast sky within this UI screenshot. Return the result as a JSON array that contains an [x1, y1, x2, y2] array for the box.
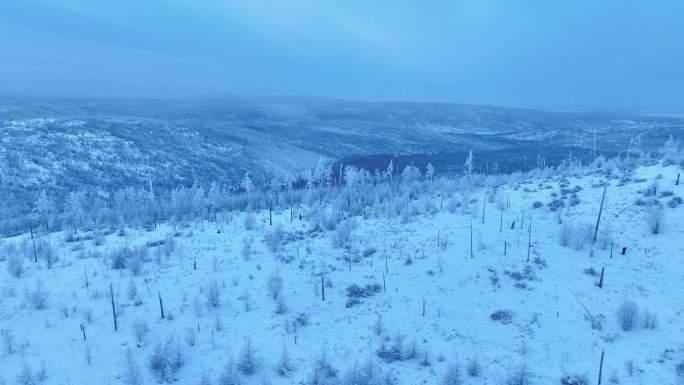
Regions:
[[1, 0, 682, 113]]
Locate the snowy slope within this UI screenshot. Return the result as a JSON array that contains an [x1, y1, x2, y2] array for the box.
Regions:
[[2, 97, 683, 204], [0, 161, 683, 385]]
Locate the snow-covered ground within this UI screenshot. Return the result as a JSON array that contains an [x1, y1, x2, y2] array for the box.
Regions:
[[1, 162, 683, 385]]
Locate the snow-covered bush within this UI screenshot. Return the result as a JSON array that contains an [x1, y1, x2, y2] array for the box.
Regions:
[[446, 196, 460, 213], [267, 272, 283, 300], [217, 359, 240, 385], [331, 219, 354, 249], [305, 355, 339, 385], [17, 363, 37, 385], [109, 246, 147, 273], [205, 280, 222, 308], [241, 237, 253, 260], [126, 255, 144, 276], [133, 319, 149, 344], [559, 222, 592, 250], [123, 348, 144, 385], [645, 204, 663, 234], [345, 283, 381, 307], [466, 359, 481, 377], [34, 239, 58, 269], [595, 223, 614, 250], [276, 346, 295, 377], [558, 222, 573, 247], [161, 234, 176, 257], [617, 300, 639, 331], [264, 224, 283, 252], [6, 252, 24, 278], [236, 338, 259, 376], [344, 359, 382, 385], [490, 310, 513, 324], [243, 212, 256, 231], [93, 230, 105, 246], [676, 361, 684, 378], [442, 363, 463, 385], [377, 335, 406, 363], [506, 365, 533, 385], [148, 337, 184, 383], [1, 329, 15, 354], [641, 310, 658, 330], [26, 280, 49, 310], [560, 374, 589, 385]]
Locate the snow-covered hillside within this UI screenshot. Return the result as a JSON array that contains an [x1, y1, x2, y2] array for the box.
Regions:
[[2, 97, 683, 210], [1, 159, 683, 385]]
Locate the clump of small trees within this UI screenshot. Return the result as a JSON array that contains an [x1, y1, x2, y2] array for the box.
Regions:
[[617, 300, 639, 331], [148, 337, 185, 383]]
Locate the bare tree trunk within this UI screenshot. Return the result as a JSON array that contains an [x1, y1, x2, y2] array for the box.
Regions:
[[110, 283, 118, 332], [597, 351, 605, 385], [29, 219, 38, 263], [470, 221, 474, 259], [481, 195, 486, 224], [520, 211, 525, 230], [83, 267, 89, 291], [593, 183, 608, 243], [321, 276, 325, 301], [597, 267, 605, 288], [158, 291, 165, 320], [526, 220, 532, 262]]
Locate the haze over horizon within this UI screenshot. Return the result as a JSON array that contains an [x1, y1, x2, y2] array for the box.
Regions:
[[2, 0, 683, 114]]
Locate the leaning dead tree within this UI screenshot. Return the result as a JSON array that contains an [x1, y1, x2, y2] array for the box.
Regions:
[[593, 182, 608, 243], [110, 283, 118, 332]]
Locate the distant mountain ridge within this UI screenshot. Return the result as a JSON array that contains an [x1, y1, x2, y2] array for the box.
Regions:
[[1, 97, 682, 204]]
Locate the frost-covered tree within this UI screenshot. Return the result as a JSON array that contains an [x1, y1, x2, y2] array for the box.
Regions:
[[385, 160, 394, 181], [344, 166, 362, 188], [401, 164, 421, 184], [205, 280, 222, 308], [267, 271, 284, 300], [148, 337, 184, 383], [426, 163, 435, 182], [241, 172, 255, 195], [123, 348, 144, 385], [63, 191, 85, 233], [276, 346, 295, 377], [314, 158, 333, 187], [661, 135, 680, 164], [237, 338, 259, 376], [207, 182, 223, 219], [17, 363, 35, 385], [217, 359, 240, 385], [34, 190, 54, 231], [464, 151, 474, 189]]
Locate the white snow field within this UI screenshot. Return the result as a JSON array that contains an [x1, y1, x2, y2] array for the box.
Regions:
[[1, 160, 683, 385]]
